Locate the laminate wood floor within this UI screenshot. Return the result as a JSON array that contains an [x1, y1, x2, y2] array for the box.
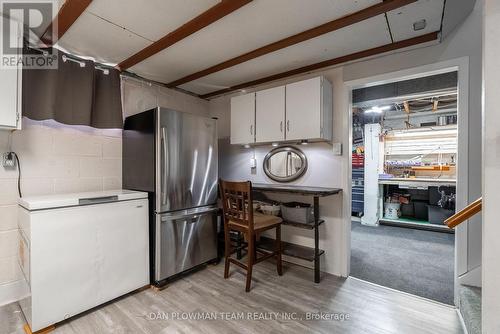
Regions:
[[2, 261, 463, 334]]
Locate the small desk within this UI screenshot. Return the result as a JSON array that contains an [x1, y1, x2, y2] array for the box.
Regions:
[[252, 183, 342, 283]]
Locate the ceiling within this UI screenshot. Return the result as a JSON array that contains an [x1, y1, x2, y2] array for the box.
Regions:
[[52, 0, 447, 98]]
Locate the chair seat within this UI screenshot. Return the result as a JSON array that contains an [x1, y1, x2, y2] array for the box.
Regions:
[[229, 212, 282, 231]]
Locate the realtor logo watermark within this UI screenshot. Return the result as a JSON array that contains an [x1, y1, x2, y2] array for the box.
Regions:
[[1, 0, 58, 69]]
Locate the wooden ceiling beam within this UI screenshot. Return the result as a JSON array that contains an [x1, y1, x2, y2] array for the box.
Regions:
[[41, 0, 93, 45], [167, 0, 417, 88], [200, 32, 439, 99], [118, 0, 252, 70]]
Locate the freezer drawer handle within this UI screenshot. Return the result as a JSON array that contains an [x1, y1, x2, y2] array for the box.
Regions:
[[161, 208, 218, 221], [79, 196, 118, 205]]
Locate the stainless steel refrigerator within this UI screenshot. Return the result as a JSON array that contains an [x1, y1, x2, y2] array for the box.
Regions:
[[123, 107, 218, 286]]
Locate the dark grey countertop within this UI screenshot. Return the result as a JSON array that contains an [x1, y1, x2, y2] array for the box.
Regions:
[[252, 183, 342, 197]]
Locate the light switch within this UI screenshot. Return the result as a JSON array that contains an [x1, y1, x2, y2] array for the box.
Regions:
[[332, 143, 342, 156]]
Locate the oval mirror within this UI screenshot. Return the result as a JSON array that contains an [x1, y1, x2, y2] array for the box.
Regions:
[[263, 146, 308, 182]]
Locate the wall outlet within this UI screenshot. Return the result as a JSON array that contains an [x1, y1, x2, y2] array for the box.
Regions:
[[2, 152, 15, 168]]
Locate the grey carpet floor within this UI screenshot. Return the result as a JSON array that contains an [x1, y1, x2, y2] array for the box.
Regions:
[[350, 221, 455, 305]]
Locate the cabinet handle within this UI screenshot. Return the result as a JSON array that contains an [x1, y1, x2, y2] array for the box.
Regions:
[[250, 125, 253, 135], [287, 120, 290, 132], [280, 121, 283, 132]]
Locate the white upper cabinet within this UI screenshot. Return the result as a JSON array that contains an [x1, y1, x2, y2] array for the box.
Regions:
[[285, 77, 332, 142], [255, 86, 285, 143], [229, 76, 332, 145], [0, 16, 22, 130], [230, 93, 255, 145]]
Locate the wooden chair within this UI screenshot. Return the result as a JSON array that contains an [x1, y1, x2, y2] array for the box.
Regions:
[[219, 179, 283, 292]]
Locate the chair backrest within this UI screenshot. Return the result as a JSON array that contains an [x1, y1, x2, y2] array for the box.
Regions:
[[219, 179, 254, 231]]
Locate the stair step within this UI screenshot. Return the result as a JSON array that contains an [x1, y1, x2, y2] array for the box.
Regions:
[[459, 284, 481, 334]]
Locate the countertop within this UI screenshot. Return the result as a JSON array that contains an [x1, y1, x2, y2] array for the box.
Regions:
[[378, 178, 456, 186], [252, 183, 342, 197]]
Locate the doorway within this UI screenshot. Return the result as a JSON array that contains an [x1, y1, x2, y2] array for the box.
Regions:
[[345, 63, 468, 306]]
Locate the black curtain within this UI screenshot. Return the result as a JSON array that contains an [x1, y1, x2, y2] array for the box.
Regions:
[[23, 50, 123, 129], [92, 67, 122, 128]]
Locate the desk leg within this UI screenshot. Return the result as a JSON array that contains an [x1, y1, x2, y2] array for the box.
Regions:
[[314, 196, 320, 283]]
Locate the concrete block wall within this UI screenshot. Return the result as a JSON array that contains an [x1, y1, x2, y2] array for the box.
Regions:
[[0, 76, 210, 306], [0, 119, 122, 306]]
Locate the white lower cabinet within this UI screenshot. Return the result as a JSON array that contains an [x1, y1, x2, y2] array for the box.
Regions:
[[18, 191, 149, 332]]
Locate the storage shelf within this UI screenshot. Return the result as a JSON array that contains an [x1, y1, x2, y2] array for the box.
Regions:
[[257, 236, 324, 262], [282, 219, 324, 230]]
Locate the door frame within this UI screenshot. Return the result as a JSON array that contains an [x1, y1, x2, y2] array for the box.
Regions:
[[343, 57, 470, 306]]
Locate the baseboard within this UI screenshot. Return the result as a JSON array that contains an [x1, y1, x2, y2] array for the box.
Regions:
[[457, 308, 469, 334], [0, 280, 29, 307]]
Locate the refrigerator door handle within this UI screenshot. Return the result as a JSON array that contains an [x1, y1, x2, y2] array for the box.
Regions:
[[161, 127, 168, 206]]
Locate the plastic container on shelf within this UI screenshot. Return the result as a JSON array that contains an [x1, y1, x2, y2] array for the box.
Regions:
[[401, 203, 415, 217], [260, 204, 281, 216], [384, 202, 401, 219], [281, 202, 314, 224], [428, 205, 454, 225], [413, 201, 429, 221]]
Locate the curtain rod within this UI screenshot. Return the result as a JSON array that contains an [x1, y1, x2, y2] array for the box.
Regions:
[[120, 71, 202, 99], [61, 54, 109, 74], [27, 46, 111, 74], [28, 46, 199, 97]]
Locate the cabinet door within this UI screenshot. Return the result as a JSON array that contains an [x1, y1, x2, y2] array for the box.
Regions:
[[0, 17, 21, 129], [230, 93, 255, 145], [256, 86, 285, 143], [285, 77, 322, 141]]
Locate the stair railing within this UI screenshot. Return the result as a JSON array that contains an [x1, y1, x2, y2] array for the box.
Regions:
[[445, 197, 482, 229]]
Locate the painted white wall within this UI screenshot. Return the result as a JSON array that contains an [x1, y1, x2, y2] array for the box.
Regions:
[[0, 120, 122, 306], [0, 80, 209, 306], [481, 0, 500, 332], [209, 1, 483, 278], [211, 68, 350, 276], [121, 76, 209, 118], [343, 0, 483, 277]]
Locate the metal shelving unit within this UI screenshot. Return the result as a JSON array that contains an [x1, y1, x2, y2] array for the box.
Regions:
[[252, 184, 341, 283]]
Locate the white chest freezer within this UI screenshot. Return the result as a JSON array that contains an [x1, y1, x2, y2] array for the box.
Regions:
[[17, 190, 149, 332]]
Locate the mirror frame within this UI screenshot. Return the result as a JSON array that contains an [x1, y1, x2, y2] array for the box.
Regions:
[[263, 146, 308, 183]]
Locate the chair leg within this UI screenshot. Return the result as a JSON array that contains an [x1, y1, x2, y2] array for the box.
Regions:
[[245, 233, 255, 292], [276, 225, 283, 276], [224, 224, 231, 279]]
